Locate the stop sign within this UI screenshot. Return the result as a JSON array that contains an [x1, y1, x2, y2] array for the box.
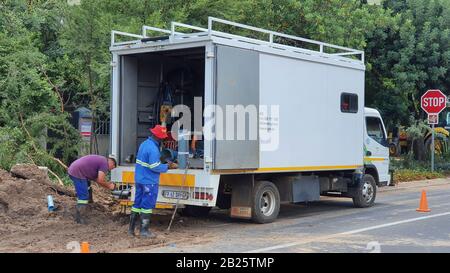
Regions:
[[421, 89, 447, 114]]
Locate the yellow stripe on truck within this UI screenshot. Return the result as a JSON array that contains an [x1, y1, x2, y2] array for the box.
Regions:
[[119, 200, 175, 209], [258, 165, 362, 172], [160, 173, 195, 187], [122, 171, 135, 183], [155, 203, 175, 209], [364, 157, 386, 162], [212, 165, 362, 174], [121, 171, 195, 187]]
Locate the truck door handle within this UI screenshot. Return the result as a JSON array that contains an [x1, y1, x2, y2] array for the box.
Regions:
[[366, 151, 372, 156]]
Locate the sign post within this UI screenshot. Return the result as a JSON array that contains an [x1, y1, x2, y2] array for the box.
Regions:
[[431, 125, 435, 172], [421, 89, 447, 172]]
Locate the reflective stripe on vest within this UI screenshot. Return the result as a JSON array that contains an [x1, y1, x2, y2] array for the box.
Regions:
[[131, 207, 141, 213], [136, 159, 161, 169]]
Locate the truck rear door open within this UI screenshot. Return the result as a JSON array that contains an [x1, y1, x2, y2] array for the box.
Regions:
[[213, 45, 260, 170]]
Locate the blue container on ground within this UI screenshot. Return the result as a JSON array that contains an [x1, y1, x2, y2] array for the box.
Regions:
[[47, 195, 55, 212]]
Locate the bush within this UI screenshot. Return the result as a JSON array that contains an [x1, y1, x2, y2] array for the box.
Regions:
[[390, 153, 429, 171], [391, 152, 450, 183], [394, 169, 445, 182]]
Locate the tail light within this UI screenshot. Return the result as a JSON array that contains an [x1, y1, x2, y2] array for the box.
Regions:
[[193, 192, 214, 201]]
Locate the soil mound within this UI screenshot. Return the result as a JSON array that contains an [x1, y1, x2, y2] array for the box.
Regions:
[[0, 164, 206, 252]]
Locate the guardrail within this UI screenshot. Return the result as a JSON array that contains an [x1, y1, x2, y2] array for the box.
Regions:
[[110, 30, 143, 46], [206, 17, 364, 62], [111, 17, 364, 62]]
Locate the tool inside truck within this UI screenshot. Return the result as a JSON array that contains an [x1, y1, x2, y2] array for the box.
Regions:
[[119, 47, 206, 169]]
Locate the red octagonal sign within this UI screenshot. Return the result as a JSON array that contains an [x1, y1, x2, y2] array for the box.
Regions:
[[421, 89, 447, 114]]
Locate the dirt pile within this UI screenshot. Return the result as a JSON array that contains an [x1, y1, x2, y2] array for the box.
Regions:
[[0, 164, 211, 252], [0, 165, 73, 233]]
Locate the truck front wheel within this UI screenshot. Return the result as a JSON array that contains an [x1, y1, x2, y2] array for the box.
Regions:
[[352, 174, 377, 208], [252, 181, 280, 224]]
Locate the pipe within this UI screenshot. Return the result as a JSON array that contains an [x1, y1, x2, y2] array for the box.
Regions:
[[47, 195, 54, 212], [177, 129, 189, 169]]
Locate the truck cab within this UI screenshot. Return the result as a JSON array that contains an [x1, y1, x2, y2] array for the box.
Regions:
[[364, 107, 391, 186]]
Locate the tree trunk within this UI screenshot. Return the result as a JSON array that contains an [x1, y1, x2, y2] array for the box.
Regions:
[[412, 137, 426, 161]]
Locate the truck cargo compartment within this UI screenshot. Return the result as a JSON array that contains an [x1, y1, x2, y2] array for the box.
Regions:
[[119, 47, 205, 167]]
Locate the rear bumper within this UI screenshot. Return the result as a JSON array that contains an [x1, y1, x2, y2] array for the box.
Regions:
[[111, 166, 220, 207]]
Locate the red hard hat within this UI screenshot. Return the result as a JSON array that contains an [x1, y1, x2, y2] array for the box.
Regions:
[[150, 125, 168, 139]]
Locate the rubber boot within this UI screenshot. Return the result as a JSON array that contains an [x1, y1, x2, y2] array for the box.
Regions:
[[75, 204, 88, 224], [139, 213, 156, 238], [128, 212, 139, 236]]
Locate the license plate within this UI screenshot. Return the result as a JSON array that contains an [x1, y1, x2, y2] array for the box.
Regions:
[[162, 190, 189, 200]]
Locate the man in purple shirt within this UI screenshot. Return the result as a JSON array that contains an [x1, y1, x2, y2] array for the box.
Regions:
[[68, 154, 117, 224]]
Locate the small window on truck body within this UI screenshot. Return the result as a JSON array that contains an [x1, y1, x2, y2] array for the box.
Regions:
[[366, 116, 387, 145], [341, 93, 358, 113]]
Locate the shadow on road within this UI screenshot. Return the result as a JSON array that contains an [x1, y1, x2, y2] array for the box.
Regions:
[[202, 197, 358, 225]]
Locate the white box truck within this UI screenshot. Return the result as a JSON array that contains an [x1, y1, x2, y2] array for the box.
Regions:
[[109, 17, 391, 223]]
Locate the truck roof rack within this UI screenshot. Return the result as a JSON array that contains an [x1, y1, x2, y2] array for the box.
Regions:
[[111, 17, 364, 63]]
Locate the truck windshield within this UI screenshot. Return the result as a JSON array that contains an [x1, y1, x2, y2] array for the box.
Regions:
[[366, 117, 386, 145]]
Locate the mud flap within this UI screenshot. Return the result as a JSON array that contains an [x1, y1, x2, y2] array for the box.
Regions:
[[229, 175, 253, 219], [347, 172, 364, 198]]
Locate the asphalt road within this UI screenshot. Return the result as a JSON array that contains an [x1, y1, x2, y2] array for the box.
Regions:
[[135, 178, 450, 253]]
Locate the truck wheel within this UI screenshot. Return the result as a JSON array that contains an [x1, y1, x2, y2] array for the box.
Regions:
[[251, 181, 280, 224], [352, 174, 376, 208], [389, 143, 398, 157], [181, 205, 212, 217]]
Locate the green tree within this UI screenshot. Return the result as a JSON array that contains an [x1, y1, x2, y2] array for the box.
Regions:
[[0, 0, 79, 179], [1, 0, 449, 176], [367, 0, 450, 127]]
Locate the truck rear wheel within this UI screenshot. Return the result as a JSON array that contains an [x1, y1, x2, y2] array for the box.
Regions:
[[251, 181, 280, 224], [181, 205, 212, 217], [352, 174, 376, 208]]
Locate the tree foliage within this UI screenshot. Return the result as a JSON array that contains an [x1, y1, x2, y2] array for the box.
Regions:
[[367, 0, 450, 127], [0, 0, 79, 176], [0, 0, 449, 175]]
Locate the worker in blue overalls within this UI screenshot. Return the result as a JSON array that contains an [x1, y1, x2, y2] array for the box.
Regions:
[[129, 125, 177, 238]]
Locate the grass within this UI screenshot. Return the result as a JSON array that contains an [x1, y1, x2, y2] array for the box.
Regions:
[[393, 169, 446, 183]]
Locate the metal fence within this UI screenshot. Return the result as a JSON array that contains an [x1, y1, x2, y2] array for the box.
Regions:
[[94, 119, 110, 135]]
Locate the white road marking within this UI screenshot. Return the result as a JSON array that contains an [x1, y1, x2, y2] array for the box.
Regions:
[[246, 211, 450, 253], [338, 212, 450, 235]]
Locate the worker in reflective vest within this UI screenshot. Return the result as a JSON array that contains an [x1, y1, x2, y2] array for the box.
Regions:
[[129, 125, 177, 238]]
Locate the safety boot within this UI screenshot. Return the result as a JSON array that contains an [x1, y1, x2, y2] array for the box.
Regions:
[[139, 213, 156, 238], [128, 211, 139, 236]]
